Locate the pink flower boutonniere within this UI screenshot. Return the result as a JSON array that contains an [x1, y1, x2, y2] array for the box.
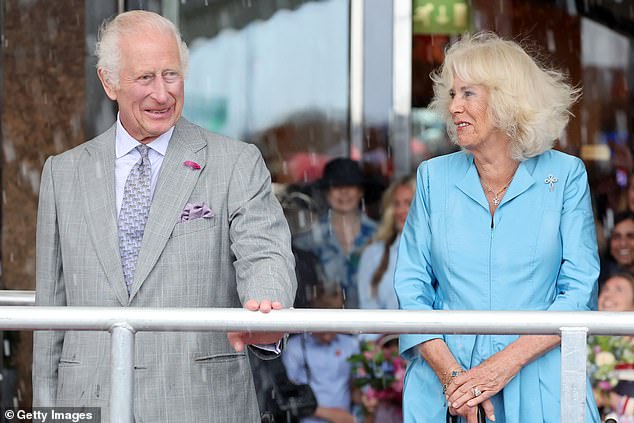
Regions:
[[183, 160, 201, 170]]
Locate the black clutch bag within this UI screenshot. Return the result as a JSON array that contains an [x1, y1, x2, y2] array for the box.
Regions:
[[446, 404, 486, 423]]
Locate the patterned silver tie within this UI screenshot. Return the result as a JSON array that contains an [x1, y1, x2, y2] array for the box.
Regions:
[[118, 145, 151, 294]]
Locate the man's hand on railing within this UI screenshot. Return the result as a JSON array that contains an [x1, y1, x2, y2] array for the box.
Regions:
[[227, 299, 284, 352]]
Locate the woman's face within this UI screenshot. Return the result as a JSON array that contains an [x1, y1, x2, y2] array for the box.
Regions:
[[448, 77, 503, 152], [599, 276, 634, 311], [327, 185, 364, 214], [393, 185, 414, 233], [610, 218, 634, 267]]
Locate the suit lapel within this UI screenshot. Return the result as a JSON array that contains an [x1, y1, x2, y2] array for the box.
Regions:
[[78, 125, 130, 306], [129, 120, 208, 300]]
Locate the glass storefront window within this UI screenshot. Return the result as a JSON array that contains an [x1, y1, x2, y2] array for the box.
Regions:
[[176, 0, 350, 185]]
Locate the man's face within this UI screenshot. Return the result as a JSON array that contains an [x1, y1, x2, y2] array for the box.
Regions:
[[99, 29, 184, 144]]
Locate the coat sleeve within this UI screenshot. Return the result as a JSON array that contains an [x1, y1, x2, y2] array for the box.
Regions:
[[227, 143, 297, 308], [547, 157, 599, 311], [32, 156, 66, 406], [394, 162, 441, 361]]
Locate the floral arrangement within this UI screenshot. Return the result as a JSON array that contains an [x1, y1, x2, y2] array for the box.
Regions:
[[348, 339, 406, 405], [587, 335, 634, 392]]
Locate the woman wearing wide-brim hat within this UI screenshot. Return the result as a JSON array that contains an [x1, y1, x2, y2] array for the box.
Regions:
[[294, 158, 377, 309]]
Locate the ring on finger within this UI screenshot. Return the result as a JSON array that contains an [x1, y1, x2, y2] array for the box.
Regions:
[[473, 386, 482, 397]]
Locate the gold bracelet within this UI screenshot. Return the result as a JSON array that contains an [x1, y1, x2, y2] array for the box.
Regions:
[[441, 367, 466, 394]]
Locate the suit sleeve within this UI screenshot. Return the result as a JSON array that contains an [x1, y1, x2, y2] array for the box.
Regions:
[[227, 143, 297, 307], [394, 162, 440, 361], [32, 156, 66, 406], [548, 157, 599, 311]]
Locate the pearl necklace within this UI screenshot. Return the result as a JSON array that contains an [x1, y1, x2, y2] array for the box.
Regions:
[[481, 176, 514, 206]]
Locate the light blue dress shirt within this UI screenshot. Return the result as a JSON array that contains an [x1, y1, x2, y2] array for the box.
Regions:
[[395, 150, 600, 423], [114, 117, 172, 216], [358, 239, 400, 310], [282, 334, 360, 423]]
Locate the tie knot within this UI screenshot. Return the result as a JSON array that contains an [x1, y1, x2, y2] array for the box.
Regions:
[[136, 144, 150, 160]]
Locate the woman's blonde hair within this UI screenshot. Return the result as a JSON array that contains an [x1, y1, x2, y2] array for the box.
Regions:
[[369, 175, 416, 297], [429, 32, 581, 161]]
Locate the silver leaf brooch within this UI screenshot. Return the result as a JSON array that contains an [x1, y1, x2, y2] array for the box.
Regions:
[[544, 175, 558, 192]]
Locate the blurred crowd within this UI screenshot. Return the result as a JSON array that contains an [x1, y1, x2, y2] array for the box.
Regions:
[[252, 157, 413, 423], [591, 171, 634, 422]]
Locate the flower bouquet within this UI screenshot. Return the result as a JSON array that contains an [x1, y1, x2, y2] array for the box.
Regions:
[[588, 335, 634, 393], [348, 339, 406, 408]]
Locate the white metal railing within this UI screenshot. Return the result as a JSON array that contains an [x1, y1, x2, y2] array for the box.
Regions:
[[1, 291, 633, 423]]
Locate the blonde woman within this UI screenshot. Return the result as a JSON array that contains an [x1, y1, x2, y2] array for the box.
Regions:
[[395, 32, 600, 422], [358, 176, 415, 310]]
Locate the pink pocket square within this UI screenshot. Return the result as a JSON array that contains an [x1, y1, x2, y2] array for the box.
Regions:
[[179, 202, 214, 223]]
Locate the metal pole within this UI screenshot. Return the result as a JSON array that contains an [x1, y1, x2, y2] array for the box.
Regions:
[[392, 0, 412, 176], [0, 290, 35, 306], [161, 0, 180, 29], [560, 327, 588, 423], [110, 324, 135, 423], [349, 0, 364, 159], [0, 307, 632, 335]]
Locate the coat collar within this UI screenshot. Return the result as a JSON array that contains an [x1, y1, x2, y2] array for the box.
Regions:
[[455, 153, 537, 211]]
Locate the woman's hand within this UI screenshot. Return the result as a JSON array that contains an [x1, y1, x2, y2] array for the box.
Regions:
[[447, 335, 560, 412], [417, 339, 497, 421], [448, 399, 495, 423], [445, 352, 518, 420]]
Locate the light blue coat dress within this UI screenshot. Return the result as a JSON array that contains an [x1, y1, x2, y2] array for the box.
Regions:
[[395, 150, 600, 423]]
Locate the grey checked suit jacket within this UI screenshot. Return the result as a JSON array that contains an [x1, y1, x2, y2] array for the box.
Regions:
[[33, 118, 297, 422]]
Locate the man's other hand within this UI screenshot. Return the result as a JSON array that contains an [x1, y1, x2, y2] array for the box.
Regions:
[[227, 299, 284, 352]]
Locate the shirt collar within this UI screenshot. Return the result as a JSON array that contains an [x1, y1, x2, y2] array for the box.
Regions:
[[115, 114, 174, 158]]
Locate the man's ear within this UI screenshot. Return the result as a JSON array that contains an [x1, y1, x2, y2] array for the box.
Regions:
[[97, 68, 117, 101]]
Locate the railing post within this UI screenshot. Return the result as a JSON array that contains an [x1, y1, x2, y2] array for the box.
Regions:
[[110, 324, 135, 423], [560, 327, 588, 423]]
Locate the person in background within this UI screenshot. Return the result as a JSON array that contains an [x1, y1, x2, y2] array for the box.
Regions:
[[600, 212, 634, 283], [599, 273, 634, 313], [294, 158, 377, 309], [591, 273, 634, 422], [358, 175, 415, 310], [395, 32, 600, 422], [32, 10, 296, 422], [282, 286, 360, 423]]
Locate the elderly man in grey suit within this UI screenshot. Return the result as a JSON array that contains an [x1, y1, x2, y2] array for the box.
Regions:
[[33, 10, 296, 422]]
